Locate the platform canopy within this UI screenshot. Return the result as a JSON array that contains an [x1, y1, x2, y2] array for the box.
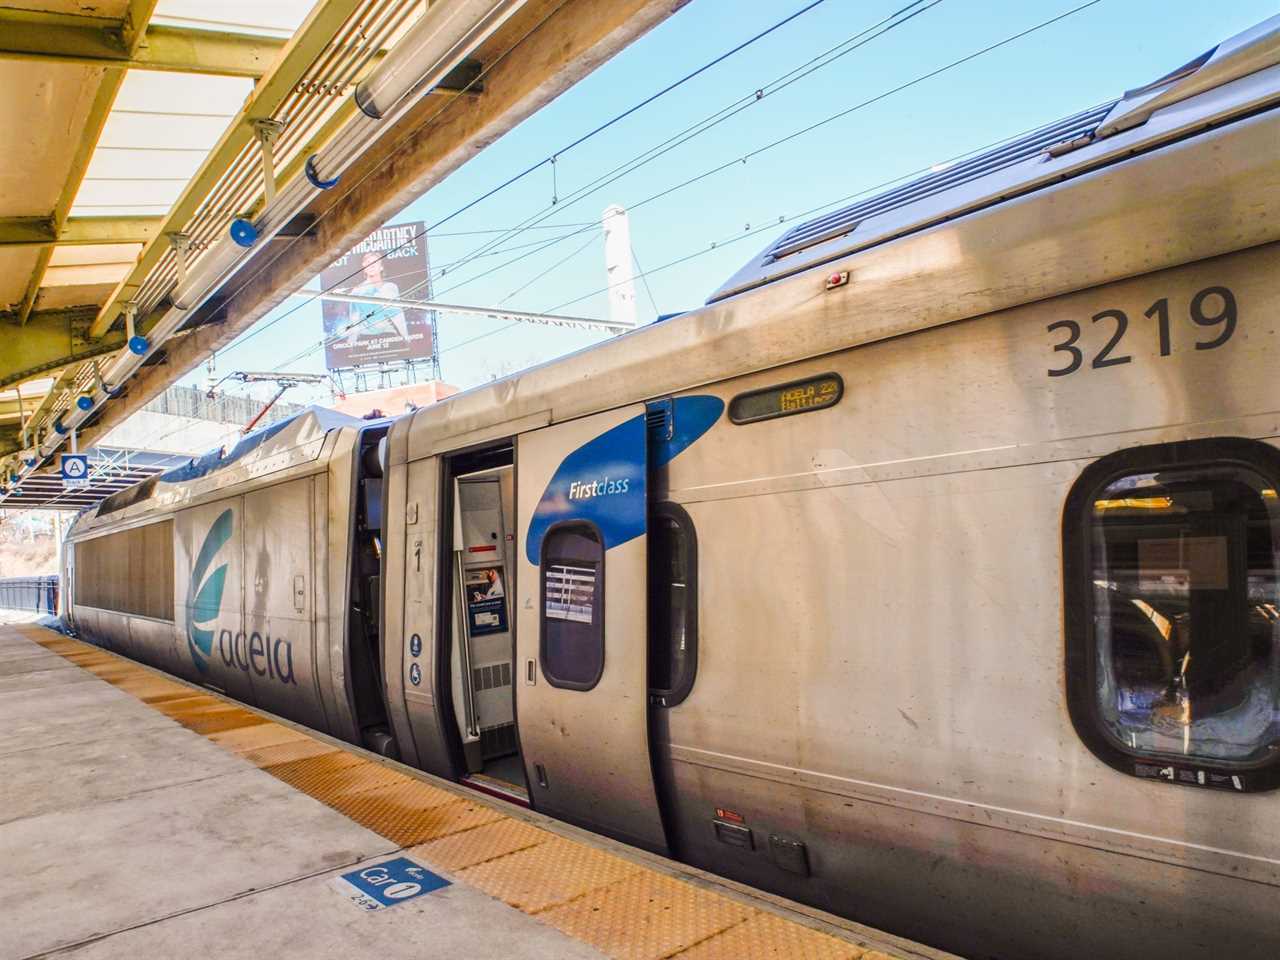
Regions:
[[0, 0, 365, 459], [0, 0, 679, 508]]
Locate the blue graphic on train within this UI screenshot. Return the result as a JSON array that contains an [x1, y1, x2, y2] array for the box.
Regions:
[[185, 509, 297, 684], [526, 396, 722, 563], [187, 509, 232, 673]]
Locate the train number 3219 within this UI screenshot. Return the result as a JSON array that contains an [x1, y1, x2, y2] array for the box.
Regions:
[[1047, 285, 1237, 377]]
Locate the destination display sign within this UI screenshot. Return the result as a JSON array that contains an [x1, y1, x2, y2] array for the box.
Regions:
[[729, 373, 843, 424]]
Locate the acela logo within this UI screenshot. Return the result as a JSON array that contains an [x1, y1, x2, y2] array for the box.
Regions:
[[187, 509, 232, 673], [214, 628, 296, 685], [185, 508, 298, 686]]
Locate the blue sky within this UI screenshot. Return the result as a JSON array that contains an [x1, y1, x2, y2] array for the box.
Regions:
[[193, 0, 1277, 404]]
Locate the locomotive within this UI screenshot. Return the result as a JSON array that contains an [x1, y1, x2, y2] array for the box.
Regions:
[[66, 18, 1280, 959]]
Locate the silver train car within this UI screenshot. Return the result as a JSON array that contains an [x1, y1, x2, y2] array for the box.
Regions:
[[65, 409, 398, 755], [66, 18, 1280, 959]]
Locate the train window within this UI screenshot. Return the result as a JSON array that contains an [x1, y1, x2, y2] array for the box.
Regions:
[[729, 373, 842, 424], [1064, 439, 1280, 791], [75, 520, 174, 621], [540, 523, 604, 690], [648, 503, 698, 707]]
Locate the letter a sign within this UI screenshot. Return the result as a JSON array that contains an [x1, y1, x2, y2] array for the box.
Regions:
[[61, 454, 89, 490]]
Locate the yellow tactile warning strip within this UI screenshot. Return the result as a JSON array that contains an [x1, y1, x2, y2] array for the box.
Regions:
[[23, 626, 904, 960]]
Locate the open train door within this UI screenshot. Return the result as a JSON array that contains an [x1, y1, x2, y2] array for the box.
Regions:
[[516, 405, 669, 854]]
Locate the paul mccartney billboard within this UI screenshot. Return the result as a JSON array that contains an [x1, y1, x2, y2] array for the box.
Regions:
[[320, 221, 435, 370]]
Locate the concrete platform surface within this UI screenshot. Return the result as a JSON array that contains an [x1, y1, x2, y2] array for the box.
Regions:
[[0, 621, 950, 960]]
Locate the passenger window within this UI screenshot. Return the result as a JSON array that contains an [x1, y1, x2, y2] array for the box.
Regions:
[[540, 523, 604, 690], [649, 503, 698, 707], [1065, 439, 1280, 790]]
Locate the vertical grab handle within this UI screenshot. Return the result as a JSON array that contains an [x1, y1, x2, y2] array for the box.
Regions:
[[454, 554, 480, 738]]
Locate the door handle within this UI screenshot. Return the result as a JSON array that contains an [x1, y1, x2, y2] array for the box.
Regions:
[[525, 658, 536, 685]]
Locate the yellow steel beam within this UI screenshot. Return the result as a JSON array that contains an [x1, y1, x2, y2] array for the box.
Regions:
[[122, 0, 159, 55], [0, 219, 55, 247], [0, 309, 125, 390], [88, 0, 364, 339], [14, 68, 130, 326], [0, 216, 163, 249], [12, 1, 163, 327], [0, 11, 285, 78], [8, 367, 77, 454], [135, 26, 286, 78], [0, 395, 40, 421]]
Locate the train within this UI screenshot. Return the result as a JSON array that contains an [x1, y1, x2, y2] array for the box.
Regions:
[[63, 17, 1280, 960]]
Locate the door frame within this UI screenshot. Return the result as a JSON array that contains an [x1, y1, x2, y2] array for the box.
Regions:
[[433, 439, 520, 786]]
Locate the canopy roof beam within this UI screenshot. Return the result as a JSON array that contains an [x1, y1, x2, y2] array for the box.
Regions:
[[0, 13, 286, 78], [0, 216, 164, 249], [10, 0, 163, 328], [0, 308, 126, 391], [88, 0, 365, 339]]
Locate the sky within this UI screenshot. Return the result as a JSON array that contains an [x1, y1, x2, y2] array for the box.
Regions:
[[187, 0, 1278, 406]]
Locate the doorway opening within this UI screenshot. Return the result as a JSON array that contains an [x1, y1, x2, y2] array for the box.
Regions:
[[439, 442, 527, 803]]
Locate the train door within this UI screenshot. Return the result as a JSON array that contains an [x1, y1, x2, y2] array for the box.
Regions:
[[515, 405, 670, 854], [448, 464, 523, 796]]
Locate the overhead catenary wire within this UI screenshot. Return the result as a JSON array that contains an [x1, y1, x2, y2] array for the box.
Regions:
[[431, 0, 1106, 305], [498, 231, 601, 305], [216, 0, 1110, 390], [385, 0, 946, 305], [259, 93, 1115, 382], [233, 0, 945, 348], [216, 0, 871, 353], [632, 246, 661, 317], [48, 0, 1110, 494]]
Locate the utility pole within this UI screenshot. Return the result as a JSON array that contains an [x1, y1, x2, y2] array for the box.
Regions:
[[601, 204, 638, 330]]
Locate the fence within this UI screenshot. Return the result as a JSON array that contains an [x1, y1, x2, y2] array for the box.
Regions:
[[0, 576, 58, 616]]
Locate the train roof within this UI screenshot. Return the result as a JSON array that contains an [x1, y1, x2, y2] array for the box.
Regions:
[[70, 406, 364, 533], [708, 15, 1280, 303]]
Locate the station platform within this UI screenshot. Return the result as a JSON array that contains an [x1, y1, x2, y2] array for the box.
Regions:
[[0, 619, 950, 960]]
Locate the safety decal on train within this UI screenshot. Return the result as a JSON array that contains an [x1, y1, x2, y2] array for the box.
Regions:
[[187, 509, 232, 673], [525, 395, 722, 563], [185, 509, 297, 684]]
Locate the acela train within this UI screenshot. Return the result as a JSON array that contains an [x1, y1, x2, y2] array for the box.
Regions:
[[64, 18, 1280, 960]]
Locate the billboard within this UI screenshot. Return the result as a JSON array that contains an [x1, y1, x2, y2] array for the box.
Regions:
[[320, 221, 434, 370]]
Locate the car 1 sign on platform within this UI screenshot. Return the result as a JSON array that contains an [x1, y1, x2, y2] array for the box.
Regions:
[[60, 454, 89, 489], [331, 857, 449, 910]]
